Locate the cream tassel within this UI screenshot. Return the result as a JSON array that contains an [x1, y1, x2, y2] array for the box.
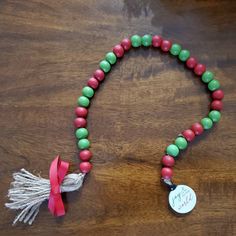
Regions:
[[5, 169, 85, 225]]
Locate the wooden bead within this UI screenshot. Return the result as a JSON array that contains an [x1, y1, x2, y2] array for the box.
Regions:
[[182, 129, 195, 142], [76, 128, 88, 139], [93, 69, 105, 81], [131, 35, 141, 47], [79, 150, 92, 161], [208, 79, 220, 91], [78, 138, 90, 149], [100, 60, 111, 73], [106, 52, 117, 65], [175, 137, 188, 150], [194, 63, 206, 76], [161, 167, 173, 179], [162, 155, 175, 167], [209, 110, 221, 123], [74, 117, 86, 128], [179, 49, 190, 62], [166, 144, 179, 157], [170, 43, 181, 56], [191, 123, 204, 135], [201, 117, 213, 130], [212, 89, 224, 100], [113, 44, 124, 58], [141, 34, 152, 47], [87, 77, 99, 89], [79, 162, 92, 173], [186, 57, 197, 69], [211, 100, 223, 110], [152, 35, 162, 47], [161, 40, 172, 52], [75, 107, 88, 118], [202, 71, 214, 83], [78, 96, 90, 107], [82, 86, 94, 98], [121, 38, 131, 51]]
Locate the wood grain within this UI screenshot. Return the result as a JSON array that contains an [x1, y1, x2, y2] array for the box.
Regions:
[[0, 0, 235, 235]]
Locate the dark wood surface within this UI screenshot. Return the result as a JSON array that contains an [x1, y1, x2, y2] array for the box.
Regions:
[[0, 1, 235, 235]]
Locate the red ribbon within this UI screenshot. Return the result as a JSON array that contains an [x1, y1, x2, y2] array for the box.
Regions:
[[48, 155, 69, 217]]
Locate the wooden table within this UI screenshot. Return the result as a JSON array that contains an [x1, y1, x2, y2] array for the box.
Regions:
[[0, 1, 235, 235]]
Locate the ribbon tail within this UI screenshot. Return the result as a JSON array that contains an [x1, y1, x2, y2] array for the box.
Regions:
[[48, 193, 65, 216], [48, 155, 69, 217]]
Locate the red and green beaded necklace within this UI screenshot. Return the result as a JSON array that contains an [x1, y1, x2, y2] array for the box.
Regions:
[[6, 34, 223, 225]]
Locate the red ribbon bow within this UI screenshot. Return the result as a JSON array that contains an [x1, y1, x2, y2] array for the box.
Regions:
[[48, 155, 69, 217]]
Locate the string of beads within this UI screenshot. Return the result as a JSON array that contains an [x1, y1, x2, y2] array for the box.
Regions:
[[73, 34, 223, 182]]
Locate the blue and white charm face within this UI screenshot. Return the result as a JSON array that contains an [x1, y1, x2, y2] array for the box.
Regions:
[[168, 185, 197, 214]]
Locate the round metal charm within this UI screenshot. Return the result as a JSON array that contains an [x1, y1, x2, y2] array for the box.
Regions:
[[168, 185, 197, 214]]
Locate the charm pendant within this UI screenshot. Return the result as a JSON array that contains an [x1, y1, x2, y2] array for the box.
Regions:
[[168, 185, 197, 214]]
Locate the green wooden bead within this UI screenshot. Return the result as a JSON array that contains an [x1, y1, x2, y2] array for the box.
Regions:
[[131, 35, 141, 47], [170, 44, 182, 56], [76, 128, 88, 139], [78, 138, 90, 149], [208, 79, 220, 91], [178, 49, 190, 62], [78, 96, 90, 107], [166, 144, 179, 157], [175, 137, 188, 150], [141, 34, 152, 47], [201, 117, 213, 130], [105, 52, 117, 65], [202, 71, 214, 83], [209, 110, 221, 122], [100, 60, 111, 73], [82, 86, 94, 98]]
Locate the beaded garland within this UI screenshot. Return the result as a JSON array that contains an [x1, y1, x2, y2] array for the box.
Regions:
[[76, 34, 223, 177], [6, 34, 223, 225]]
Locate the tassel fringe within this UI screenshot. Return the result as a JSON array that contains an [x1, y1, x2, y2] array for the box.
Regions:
[[5, 169, 85, 225]]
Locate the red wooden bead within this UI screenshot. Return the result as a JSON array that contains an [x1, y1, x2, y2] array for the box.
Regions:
[[162, 155, 175, 167], [186, 57, 197, 69], [211, 100, 223, 111], [113, 44, 124, 58], [79, 162, 92, 173], [212, 89, 224, 100], [152, 35, 162, 47], [191, 123, 204, 136], [74, 117, 86, 128], [194, 63, 206, 76], [121, 38, 131, 51], [79, 150, 92, 161], [93, 69, 105, 82], [161, 167, 173, 179], [161, 40, 172, 52], [75, 107, 88, 118], [87, 77, 99, 89], [182, 129, 195, 142]]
